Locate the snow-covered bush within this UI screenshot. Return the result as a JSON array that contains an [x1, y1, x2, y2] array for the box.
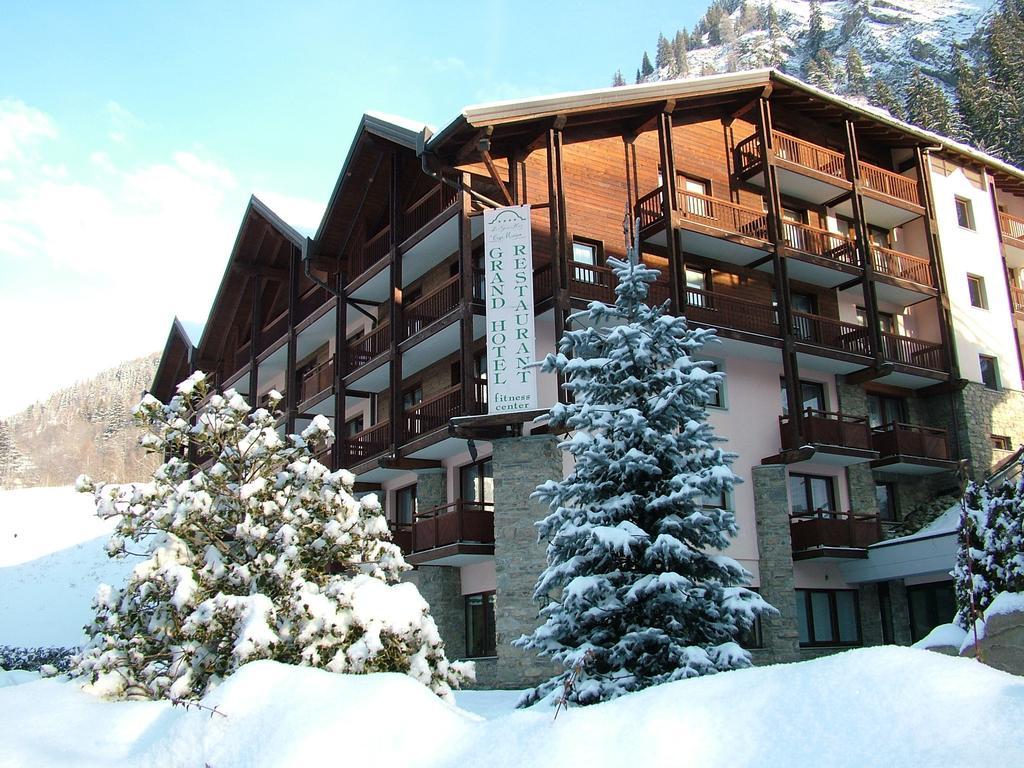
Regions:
[[955, 456, 1024, 627], [70, 376, 471, 701], [0, 645, 76, 673], [515, 230, 775, 706]]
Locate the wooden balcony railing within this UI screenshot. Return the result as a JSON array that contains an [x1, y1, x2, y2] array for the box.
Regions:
[[534, 261, 554, 303], [299, 358, 334, 403], [349, 226, 392, 279], [403, 385, 464, 440], [870, 246, 934, 287], [404, 274, 460, 338], [402, 177, 459, 241], [1011, 285, 1024, 313], [636, 187, 663, 230], [879, 331, 946, 371], [872, 422, 950, 461], [343, 421, 390, 466], [780, 409, 873, 452], [790, 510, 883, 552], [1000, 211, 1024, 243], [412, 500, 495, 553], [390, 521, 413, 553], [348, 321, 390, 368], [683, 286, 780, 337], [566, 262, 671, 306], [791, 312, 872, 356], [677, 190, 771, 241], [782, 220, 859, 267], [859, 161, 921, 207]]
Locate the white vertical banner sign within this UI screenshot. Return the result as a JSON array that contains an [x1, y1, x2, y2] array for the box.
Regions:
[[483, 205, 538, 413]]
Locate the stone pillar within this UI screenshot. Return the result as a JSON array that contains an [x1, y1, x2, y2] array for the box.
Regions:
[[890, 579, 912, 646], [402, 469, 464, 658], [491, 434, 563, 688], [858, 583, 884, 646], [836, 382, 879, 515], [752, 464, 801, 663]]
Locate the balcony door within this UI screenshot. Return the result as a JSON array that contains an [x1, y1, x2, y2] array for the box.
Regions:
[[685, 267, 711, 308], [790, 292, 817, 341], [867, 393, 906, 429], [680, 176, 712, 219], [780, 378, 826, 416], [789, 473, 837, 517], [781, 207, 808, 252], [460, 458, 494, 504]]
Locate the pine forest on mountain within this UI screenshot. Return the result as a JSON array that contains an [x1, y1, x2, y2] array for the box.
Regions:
[[614, 0, 1024, 168]]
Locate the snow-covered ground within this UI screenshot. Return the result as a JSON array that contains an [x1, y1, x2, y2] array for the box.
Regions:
[[1, 648, 1021, 767], [0, 486, 131, 647]]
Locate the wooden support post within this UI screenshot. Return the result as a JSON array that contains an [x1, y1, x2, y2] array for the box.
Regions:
[[917, 147, 960, 379], [285, 245, 299, 434], [459, 172, 477, 416], [333, 269, 348, 471], [249, 275, 261, 406], [758, 96, 803, 435], [844, 120, 883, 361], [388, 150, 403, 454], [547, 123, 570, 403], [657, 109, 682, 311]]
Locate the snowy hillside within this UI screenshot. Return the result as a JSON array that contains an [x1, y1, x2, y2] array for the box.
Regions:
[[1, 648, 1022, 767], [0, 486, 130, 647]]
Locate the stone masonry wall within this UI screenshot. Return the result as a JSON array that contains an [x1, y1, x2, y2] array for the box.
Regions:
[[955, 382, 1024, 480], [751, 464, 801, 663], [492, 434, 562, 688]]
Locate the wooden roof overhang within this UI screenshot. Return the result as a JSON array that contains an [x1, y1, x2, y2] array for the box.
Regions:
[[150, 317, 195, 402], [194, 196, 304, 371], [425, 69, 1024, 190], [310, 114, 427, 272]]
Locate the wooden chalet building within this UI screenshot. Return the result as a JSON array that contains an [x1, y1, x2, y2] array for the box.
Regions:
[[152, 70, 1024, 686]]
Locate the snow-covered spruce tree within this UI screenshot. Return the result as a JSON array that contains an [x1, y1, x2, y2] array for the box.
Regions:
[[955, 457, 1024, 627], [515, 231, 775, 707], [70, 374, 471, 702]]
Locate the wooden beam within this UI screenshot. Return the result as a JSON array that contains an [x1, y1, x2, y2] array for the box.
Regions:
[[233, 261, 288, 281], [761, 446, 816, 465], [478, 144, 514, 206], [378, 457, 443, 471], [843, 363, 895, 386]]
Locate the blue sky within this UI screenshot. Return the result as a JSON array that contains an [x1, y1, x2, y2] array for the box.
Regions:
[[0, 1, 706, 416]]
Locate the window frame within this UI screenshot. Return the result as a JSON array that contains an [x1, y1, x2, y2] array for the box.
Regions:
[[966, 274, 988, 309], [460, 456, 494, 504], [796, 588, 862, 648], [704, 360, 726, 409], [789, 472, 838, 516], [875, 481, 899, 522], [992, 434, 1012, 451], [465, 591, 497, 658], [780, 378, 828, 416], [954, 196, 975, 230], [570, 237, 604, 285], [394, 484, 417, 526], [979, 354, 1000, 390], [345, 415, 365, 437], [907, 581, 956, 643]]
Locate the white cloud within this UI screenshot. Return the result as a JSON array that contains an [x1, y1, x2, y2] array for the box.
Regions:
[[105, 100, 142, 144], [0, 100, 57, 163], [0, 101, 248, 416]]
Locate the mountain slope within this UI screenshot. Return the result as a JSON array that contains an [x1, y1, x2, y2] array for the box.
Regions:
[[0, 354, 160, 489]]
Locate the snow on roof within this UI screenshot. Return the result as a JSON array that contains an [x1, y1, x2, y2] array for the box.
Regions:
[[364, 110, 434, 136], [875, 503, 962, 548]]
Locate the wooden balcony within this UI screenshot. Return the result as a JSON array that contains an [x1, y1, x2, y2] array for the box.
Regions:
[[871, 422, 956, 475], [683, 286, 780, 338], [870, 245, 934, 288], [348, 321, 390, 370], [349, 226, 391, 281], [400, 177, 459, 246], [782, 220, 860, 277], [779, 410, 877, 465], [1000, 211, 1024, 246], [879, 331, 946, 371], [1011, 285, 1024, 314], [790, 511, 883, 560], [676, 190, 771, 242], [858, 161, 921, 208], [403, 383, 485, 444], [791, 312, 872, 357], [737, 130, 847, 184], [404, 274, 461, 339], [554, 262, 671, 307], [406, 500, 495, 566], [299, 358, 334, 404], [343, 421, 390, 467]]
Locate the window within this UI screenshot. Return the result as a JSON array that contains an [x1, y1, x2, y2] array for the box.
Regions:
[[907, 581, 956, 643], [866, 393, 906, 429], [992, 434, 1012, 451], [780, 379, 826, 416], [685, 267, 711, 307], [460, 457, 494, 504], [698, 488, 730, 510], [954, 196, 975, 230], [790, 292, 817, 341], [395, 484, 417, 525], [796, 589, 861, 647], [878, 582, 895, 645], [402, 383, 423, 411], [789, 473, 837, 516], [465, 592, 497, 658], [967, 274, 987, 309], [345, 415, 365, 437], [705, 361, 725, 408], [979, 355, 1000, 390], [681, 176, 712, 218], [739, 589, 764, 649], [781, 207, 808, 251], [875, 482, 898, 522], [572, 239, 601, 284], [855, 306, 896, 334]]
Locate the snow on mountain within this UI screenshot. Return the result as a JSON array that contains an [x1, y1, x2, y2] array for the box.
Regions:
[[1, 648, 1022, 767], [0, 486, 131, 647]]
